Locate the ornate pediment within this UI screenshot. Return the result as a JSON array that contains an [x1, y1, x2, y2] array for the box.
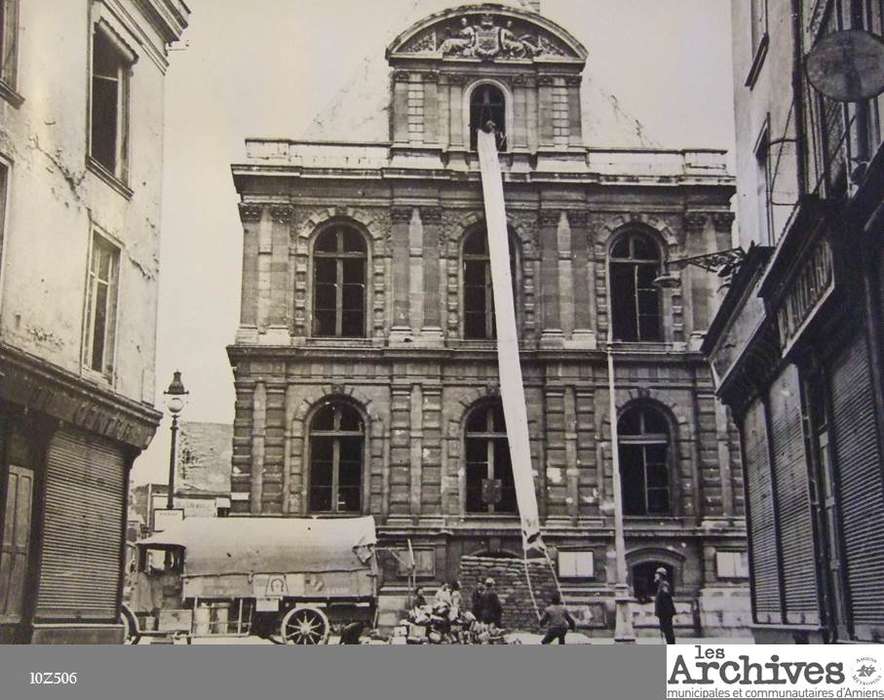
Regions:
[[387, 4, 586, 64]]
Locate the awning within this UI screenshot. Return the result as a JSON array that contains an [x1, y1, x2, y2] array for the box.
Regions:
[[138, 516, 377, 577]]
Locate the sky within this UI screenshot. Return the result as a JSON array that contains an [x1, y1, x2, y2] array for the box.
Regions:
[[133, 0, 737, 485]]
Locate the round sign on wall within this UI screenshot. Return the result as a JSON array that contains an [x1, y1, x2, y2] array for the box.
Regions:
[[806, 29, 884, 102]]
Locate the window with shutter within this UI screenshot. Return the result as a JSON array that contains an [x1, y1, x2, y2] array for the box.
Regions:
[[768, 365, 819, 625], [743, 398, 782, 623]]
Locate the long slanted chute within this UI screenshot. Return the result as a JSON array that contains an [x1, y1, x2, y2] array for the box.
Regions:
[[476, 128, 545, 554]]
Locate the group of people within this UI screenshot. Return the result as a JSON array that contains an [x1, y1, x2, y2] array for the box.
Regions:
[[413, 567, 677, 645]]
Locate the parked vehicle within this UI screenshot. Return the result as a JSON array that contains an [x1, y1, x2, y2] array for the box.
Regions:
[[121, 516, 377, 645]]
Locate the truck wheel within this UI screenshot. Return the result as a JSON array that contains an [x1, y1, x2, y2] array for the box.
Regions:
[[121, 605, 141, 645], [280, 606, 330, 645]]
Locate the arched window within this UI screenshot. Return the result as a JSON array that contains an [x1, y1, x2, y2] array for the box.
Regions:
[[463, 227, 518, 340], [631, 561, 675, 604], [618, 405, 671, 516], [308, 402, 364, 513], [469, 84, 507, 151], [312, 226, 367, 338], [465, 401, 517, 514], [609, 231, 662, 342]]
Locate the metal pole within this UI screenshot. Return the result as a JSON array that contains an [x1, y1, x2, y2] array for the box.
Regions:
[[167, 414, 178, 510], [607, 342, 636, 642], [605, 256, 635, 643]]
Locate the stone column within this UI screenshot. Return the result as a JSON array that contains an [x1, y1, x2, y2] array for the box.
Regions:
[[421, 207, 443, 340], [683, 212, 708, 347], [564, 386, 579, 523], [423, 72, 438, 145], [392, 71, 410, 145], [282, 383, 296, 514], [409, 209, 424, 332], [389, 384, 412, 516], [409, 383, 423, 519], [569, 211, 594, 347], [391, 207, 413, 338], [437, 75, 450, 148], [537, 76, 555, 147], [512, 76, 529, 150], [237, 204, 262, 343], [558, 212, 574, 338], [539, 210, 563, 347], [449, 75, 465, 148], [566, 75, 583, 148], [250, 381, 266, 514], [267, 205, 292, 343]]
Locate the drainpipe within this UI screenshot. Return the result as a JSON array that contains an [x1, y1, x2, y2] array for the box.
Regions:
[[792, 0, 808, 196]]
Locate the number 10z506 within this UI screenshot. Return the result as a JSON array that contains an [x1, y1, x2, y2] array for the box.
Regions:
[[29, 672, 78, 685]]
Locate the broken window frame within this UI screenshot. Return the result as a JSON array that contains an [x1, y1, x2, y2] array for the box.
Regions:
[[89, 23, 133, 183], [311, 226, 367, 338], [307, 402, 365, 514], [83, 232, 120, 379], [462, 227, 518, 340], [464, 401, 517, 515], [469, 83, 507, 152], [618, 405, 672, 516], [609, 231, 663, 342]]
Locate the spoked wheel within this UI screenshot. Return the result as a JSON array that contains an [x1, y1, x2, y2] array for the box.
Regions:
[[279, 607, 330, 645], [120, 605, 141, 645]]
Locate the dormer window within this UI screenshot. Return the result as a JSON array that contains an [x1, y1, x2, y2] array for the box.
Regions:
[[469, 84, 506, 151]]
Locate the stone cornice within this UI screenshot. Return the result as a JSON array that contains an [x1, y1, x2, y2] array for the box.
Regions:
[[0, 342, 162, 449]]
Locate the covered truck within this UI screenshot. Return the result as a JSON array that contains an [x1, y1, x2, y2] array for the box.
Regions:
[[122, 516, 377, 644]]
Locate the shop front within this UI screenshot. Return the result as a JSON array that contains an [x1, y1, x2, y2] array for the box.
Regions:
[[0, 343, 159, 644]]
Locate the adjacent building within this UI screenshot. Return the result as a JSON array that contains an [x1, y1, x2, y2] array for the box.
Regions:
[[704, 0, 884, 642], [0, 1, 189, 643], [229, 3, 750, 636], [131, 421, 233, 533]]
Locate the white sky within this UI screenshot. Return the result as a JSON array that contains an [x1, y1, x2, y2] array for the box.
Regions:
[[133, 0, 736, 484]]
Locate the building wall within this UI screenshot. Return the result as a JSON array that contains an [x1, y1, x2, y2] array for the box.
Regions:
[[713, 0, 884, 643], [0, 0, 183, 404], [0, 0, 188, 644]]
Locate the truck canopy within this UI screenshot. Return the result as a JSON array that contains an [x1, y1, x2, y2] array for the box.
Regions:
[[138, 516, 376, 577]]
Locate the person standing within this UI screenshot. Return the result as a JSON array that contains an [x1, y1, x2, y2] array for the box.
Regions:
[[470, 581, 486, 618], [654, 567, 676, 644], [479, 577, 503, 627], [539, 592, 576, 645]]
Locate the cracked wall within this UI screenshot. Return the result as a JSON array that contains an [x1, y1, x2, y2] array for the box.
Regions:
[[0, 0, 171, 405]]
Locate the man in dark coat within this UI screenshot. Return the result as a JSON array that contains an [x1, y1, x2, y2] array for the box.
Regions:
[[478, 577, 503, 627], [654, 567, 676, 644], [470, 581, 486, 618]]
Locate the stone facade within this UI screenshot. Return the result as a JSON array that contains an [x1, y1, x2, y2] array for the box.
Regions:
[[229, 3, 749, 636], [0, 0, 189, 643]]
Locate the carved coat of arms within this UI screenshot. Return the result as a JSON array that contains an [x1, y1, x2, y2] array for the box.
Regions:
[[474, 16, 501, 59]]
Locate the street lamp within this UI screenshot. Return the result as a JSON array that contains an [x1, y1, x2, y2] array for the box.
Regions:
[[653, 247, 747, 290], [604, 263, 636, 643], [163, 370, 189, 510]]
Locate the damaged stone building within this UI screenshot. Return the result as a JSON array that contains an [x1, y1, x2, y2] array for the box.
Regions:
[[0, 1, 189, 643], [229, 2, 749, 636]]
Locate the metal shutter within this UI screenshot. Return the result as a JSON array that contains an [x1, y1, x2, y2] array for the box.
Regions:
[[768, 365, 819, 625], [36, 428, 124, 621], [829, 335, 884, 637], [743, 398, 781, 623]]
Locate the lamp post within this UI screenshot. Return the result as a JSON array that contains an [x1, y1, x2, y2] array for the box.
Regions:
[[163, 371, 188, 510], [604, 266, 636, 643]]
